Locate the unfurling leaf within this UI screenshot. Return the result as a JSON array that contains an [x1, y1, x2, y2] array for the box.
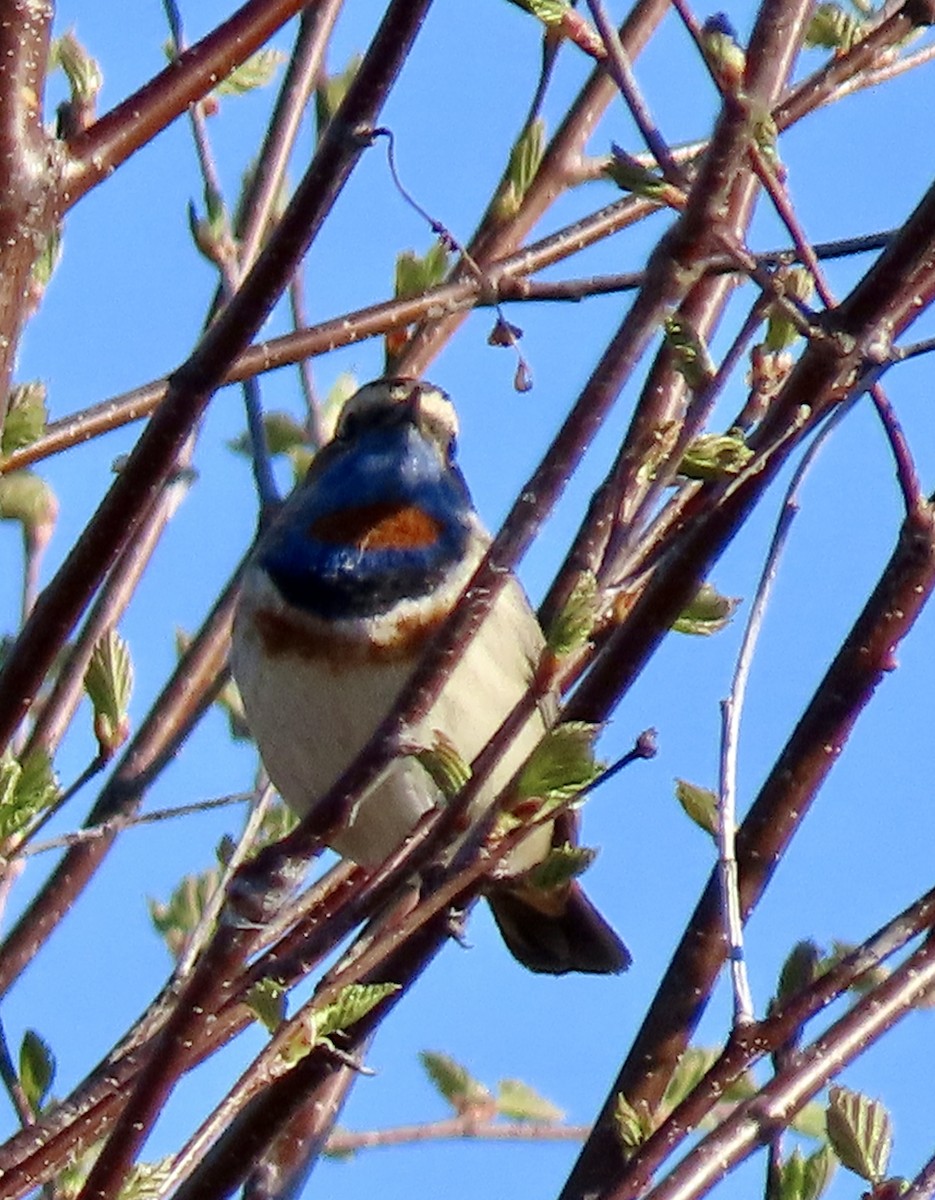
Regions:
[[215, 48, 285, 96], [516, 723, 604, 809], [420, 1050, 492, 1113], [674, 779, 718, 837], [497, 1078, 563, 1122], [826, 1085, 892, 1183], [149, 869, 222, 959], [700, 13, 746, 87], [416, 732, 471, 799], [775, 1145, 837, 1200], [19, 1030, 56, 1112], [805, 3, 865, 50], [246, 979, 288, 1033], [315, 983, 400, 1043], [678, 432, 753, 481], [672, 582, 738, 635], [394, 241, 450, 300], [84, 628, 134, 757], [525, 842, 597, 890], [766, 267, 815, 350], [2, 382, 47, 455], [546, 571, 599, 657], [0, 471, 58, 544], [665, 316, 715, 391], [604, 145, 667, 198], [613, 1092, 653, 1151], [775, 940, 824, 1006], [0, 749, 60, 841], [495, 120, 546, 219], [316, 55, 362, 133]]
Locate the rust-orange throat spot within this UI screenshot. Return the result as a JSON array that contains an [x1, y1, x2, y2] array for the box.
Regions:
[[310, 502, 442, 550]]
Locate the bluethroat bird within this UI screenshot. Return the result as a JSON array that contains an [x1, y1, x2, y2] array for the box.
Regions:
[[231, 377, 629, 974]]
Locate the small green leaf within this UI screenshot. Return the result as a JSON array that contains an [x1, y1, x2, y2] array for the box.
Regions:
[[316, 55, 362, 132], [700, 16, 747, 86], [215, 48, 285, 96], [545, 571, 599, 657], [149, 869, 222, 959], [672, 581, 738, 635], [524, 0, 570, 26], [496, 120, 546, 219], [246, 979, 287, 1033], [315, 982, 400, 1041], [19, 1030, 55, 1111], [791, 1100, 828, 1140], [496, 1078, 563, 1122], [0, 749, 59, 841], [674, 779, 718, 837], [525, 842, 597, 890], [766, 267, 815, 350], [604, 145, 667, 198], [120, 1157, 175, 1200], [776, 940, 823, 1006], [2, 382, 47, 455], [826, 1085, 892, 1183], [613, 1092, 653, 1150], [0, 471, 58, 541], [516, 723, 603, 809], [394, 241, 450, 299], [805, 3, 864, 50], [665, 316, 715, 391], [802, 1143, 837, 1200], [420, 1051, 492, 1113], [51, 30, 103, 105], [678, 432, 753, 481], [416, 732, 471, 799], [662, 1047, 719, 1110], [84, 628, 134, 757]]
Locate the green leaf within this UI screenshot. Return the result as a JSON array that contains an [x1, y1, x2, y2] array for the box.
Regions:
[[613, 1092, 653, 1151], [119, 1157, 175, 1200], [246, 979, 287, 1033], [516, 723, 603, 808], [665, 316, 715, 391], [678, 432, 753, 481], [674, 779, 718, 837], [2, 382, 47, 455], [51, 31, 103, 105], [524, 0, 570, 26], [826, 1085, 892, 1183], [496, 1078, 563, 1122], [315, 982, 400, 1041], [395, 241, 450, 299], [805, 3, 864, 50], [420, 1050, 492, 1113], [416, 732, 471, 799], [525, 842, 597, 890], [316, 55, 362, 132], [603, 145, 667, 198], [545, 571, 599, 657], [84, 628, 134, 757], [0, 749, 60, 841], [149, 869, 222, 960], [661, 1047, 719, 1110], [766, 267, 815, 350], [0, 472, 58, 540], [496, 120, 546, 219], [775, 940, 823, 1006], [775, 1146, 836, 1200], [672, 581, 738, 635], [215, 48, 286, 95], [19, 1030, 55, 1111], [791, 1100, 828, 1140]]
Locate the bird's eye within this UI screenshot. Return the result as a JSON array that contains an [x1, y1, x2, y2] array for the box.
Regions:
[[337, 410, 360, 440]]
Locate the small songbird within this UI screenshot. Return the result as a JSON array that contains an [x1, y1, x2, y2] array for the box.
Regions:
[[231, 377, 629, 974]]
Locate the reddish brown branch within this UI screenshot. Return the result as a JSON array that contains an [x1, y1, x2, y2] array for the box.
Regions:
[[63, 0, 311, 205]]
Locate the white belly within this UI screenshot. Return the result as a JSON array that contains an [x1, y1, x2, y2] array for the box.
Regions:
[[231, 570, 552, 873]]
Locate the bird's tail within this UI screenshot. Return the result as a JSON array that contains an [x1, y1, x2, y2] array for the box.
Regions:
[[487, 879, 630, 975]]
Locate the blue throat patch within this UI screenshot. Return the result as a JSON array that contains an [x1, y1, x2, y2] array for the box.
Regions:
[[259, 423, 474, 620]]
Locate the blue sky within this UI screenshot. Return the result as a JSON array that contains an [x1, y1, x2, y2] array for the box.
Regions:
[[2, 2, 935, 1198]]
